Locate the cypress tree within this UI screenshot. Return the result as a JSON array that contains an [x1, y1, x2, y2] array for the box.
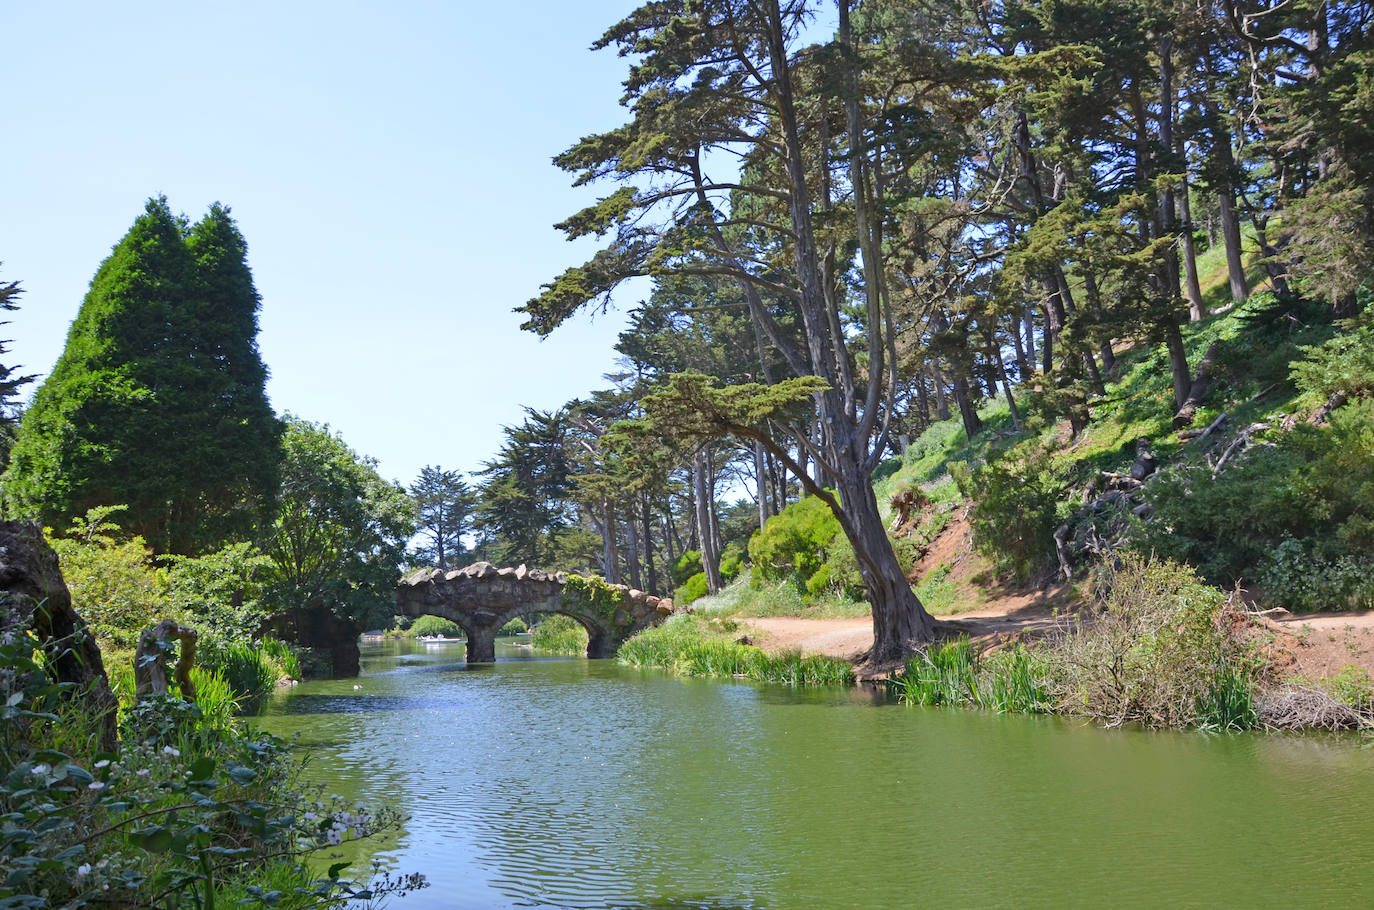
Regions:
[[3, 197, 281, 553]]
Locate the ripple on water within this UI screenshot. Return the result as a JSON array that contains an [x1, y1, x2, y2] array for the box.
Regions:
[[256, 639, 1374, 910]]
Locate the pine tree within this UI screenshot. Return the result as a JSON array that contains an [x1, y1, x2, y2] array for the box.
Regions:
[[2, 197, 282, 553], [0, 267, 36, 466], [410, 465, 474, 569]]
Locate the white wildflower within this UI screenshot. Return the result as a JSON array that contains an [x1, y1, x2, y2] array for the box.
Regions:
[[94, 759, 110, 769], [88, 781, 105, 791], [76, 863, 92, 878]]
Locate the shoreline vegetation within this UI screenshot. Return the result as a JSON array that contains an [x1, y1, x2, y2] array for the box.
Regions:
[[617, 556, 1374, 733]]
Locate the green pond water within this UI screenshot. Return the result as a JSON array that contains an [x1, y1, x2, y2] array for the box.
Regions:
[[256, 637, 1374, 909]]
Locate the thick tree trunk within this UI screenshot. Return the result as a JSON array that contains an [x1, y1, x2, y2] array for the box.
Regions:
[[640, 494, 657, 595], [1164, 321, 1192, 411], [693, 449, 722, 594], [951, 375, 982, 440], [625, 513, 643, 592], [1173, 340, 1221, 429], [602, 499, 620, 585], [1023, 306, 1037, 374], [830, 464, 934, 667]]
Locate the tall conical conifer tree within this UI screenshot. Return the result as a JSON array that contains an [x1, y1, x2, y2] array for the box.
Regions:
[[3, 197, 281, 553]]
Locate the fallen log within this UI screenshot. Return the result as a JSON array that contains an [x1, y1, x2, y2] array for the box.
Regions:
[[1173, 341, 1222, 430]]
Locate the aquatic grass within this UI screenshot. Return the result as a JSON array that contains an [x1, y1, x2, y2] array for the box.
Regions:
[[1197, 668, 1258, 731], [894, 638, 1050, 714], [618, 616, 853, 687]]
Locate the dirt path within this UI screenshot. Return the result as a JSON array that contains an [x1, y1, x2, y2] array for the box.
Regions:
[[739, 605, 1374, 682]]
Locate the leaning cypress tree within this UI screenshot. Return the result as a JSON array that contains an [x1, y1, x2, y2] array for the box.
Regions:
[[3, 197, 281, 553]]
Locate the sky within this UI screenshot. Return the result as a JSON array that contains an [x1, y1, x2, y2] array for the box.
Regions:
[[2, 1, 657, 486]]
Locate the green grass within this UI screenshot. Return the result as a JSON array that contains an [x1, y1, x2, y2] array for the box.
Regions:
[[892, 638, 1050, 714], [691, 571, 872, 619], [531, 614, 589, 653], [618, 614, 854, 687]]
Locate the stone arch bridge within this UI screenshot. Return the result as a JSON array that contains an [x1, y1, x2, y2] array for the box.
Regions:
[[395, 562, 676, 663]]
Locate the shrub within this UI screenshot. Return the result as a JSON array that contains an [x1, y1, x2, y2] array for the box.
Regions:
[[671, 551, 703, 587], [408, 615, 462, 638], [46, 506, 169, 650], [0, 612, 426, 908], [1140, 400, 1374, 609], [748, 494, 847, 593], [1042, 556, 1258, 729], [500, 617, 529, 634], [952, 443, 1060, 580], [675, 572, 709, 605], [1290, 303, 1374, 403]]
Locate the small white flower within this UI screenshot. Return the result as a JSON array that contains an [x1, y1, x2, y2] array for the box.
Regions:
[[76, 863, 92, 878], [136, 769, 150, 777], [326, 828, 343, 845], [302, 811, 318, 823], [31, 763, 49, 776], [94, 759, 110, 769], [161, 746, 180, 757], [87, 781, 105, 791]]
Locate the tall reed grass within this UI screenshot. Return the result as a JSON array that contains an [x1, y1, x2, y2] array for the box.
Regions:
[[892, 638, 1049, 713]]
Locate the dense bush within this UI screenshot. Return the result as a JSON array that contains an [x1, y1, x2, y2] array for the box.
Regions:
[[1043, 556, 1258, 729], [1290, 303, 1374, 403], [675, 572, 709, 605], [0, 623, 424, 908], [951, 443, 1061, 580], [671, 550, 703, 587], [500, 616, 529, 634], [747, 495, 848, 594], [1141, 400, 1374, 610], [45, 506, 167, 650]]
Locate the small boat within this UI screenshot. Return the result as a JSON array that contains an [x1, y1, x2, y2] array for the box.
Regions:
[[418, 634, 461, 644]]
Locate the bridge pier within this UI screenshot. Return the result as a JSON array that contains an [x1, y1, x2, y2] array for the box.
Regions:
[[586, 629, 613, 660], [466, 629, 496, 664]]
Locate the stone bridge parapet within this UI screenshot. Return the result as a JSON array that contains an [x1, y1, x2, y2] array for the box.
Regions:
[[395, 561, 676, 662]]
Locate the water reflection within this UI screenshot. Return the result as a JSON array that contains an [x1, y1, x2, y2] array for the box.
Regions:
[[256, 638, 1374, 910]]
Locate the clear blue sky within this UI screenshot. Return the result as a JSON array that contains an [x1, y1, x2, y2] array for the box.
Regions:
[[2, 1, 653, 486]]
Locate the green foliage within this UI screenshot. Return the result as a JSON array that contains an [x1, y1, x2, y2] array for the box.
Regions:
[[531, 614, 589, 654], [1290, 304, 1374, 404], [952, 442, 1061, 580], [671, 550, 703, 587], [718, 542, 744, 581], [0, 621, 424, 908], [747, 495, 848, 594], [408, 615, 462, 638], [0, 266, 35, 467], [1322, 666, 1374, 710], [261, 416, 415, 669], [675, 572, 709, 605], [410, 465, 474, 569], [894, 639, 1050, 714], [474, 409, 573, 568], [617, 615, 853, 686], [1141, 401, 1374, 610], [46, 506, 168, 650], [500, 617, 529, 635], [3, 197, 281, 555], [163, 541, 272, 645], [1044, 556, 1258, 729]]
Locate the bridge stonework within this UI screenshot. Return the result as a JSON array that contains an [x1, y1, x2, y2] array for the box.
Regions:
[[395, 561, 677, 663]]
